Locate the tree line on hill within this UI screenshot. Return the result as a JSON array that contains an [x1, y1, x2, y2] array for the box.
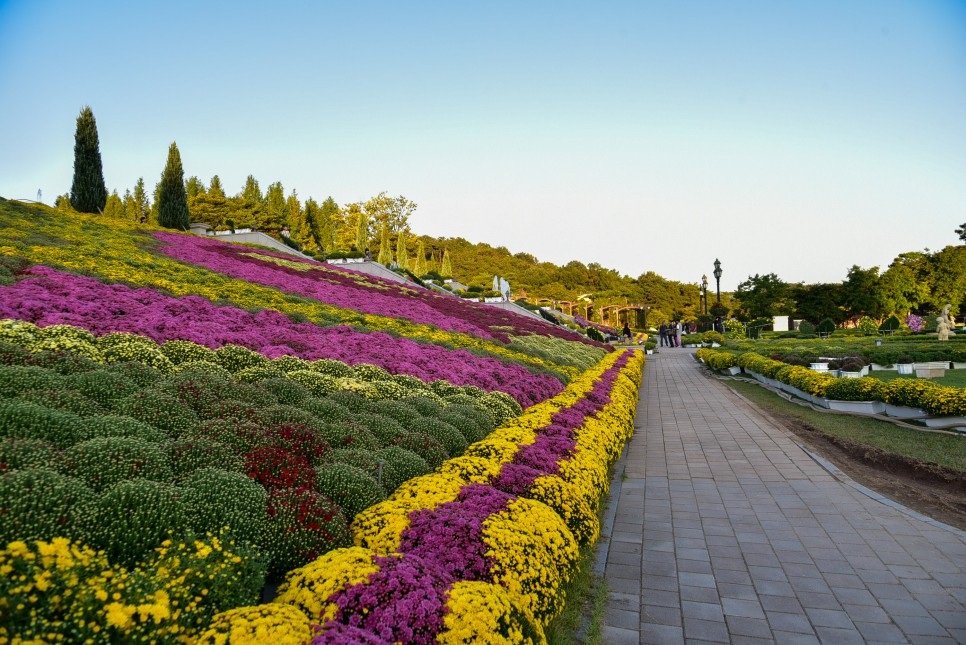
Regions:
[[64, 106, 966, 328]]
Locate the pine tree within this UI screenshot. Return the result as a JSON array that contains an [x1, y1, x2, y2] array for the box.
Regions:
[[156, 143, 190, 230], [396, 230, 409, 271], [132, 178, 150, 221], [377, 225, 393, 265], [208, 175, 226, 199], [412, 239, 427, 277], [441, 249, 453, 278], [185, 176, 206, 200], [264, 182, 286, 232], [285, 191, 301, 237], [69, 106, 108, 214], [241, 175, 263, 205]]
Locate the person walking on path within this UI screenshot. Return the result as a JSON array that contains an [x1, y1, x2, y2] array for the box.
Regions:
[[622, 322, 631, 344], [658, 322, 668, 347]]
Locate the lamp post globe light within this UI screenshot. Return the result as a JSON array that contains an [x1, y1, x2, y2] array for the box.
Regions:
[[713, 259, 722, 304], [701, 274, 708, 315]]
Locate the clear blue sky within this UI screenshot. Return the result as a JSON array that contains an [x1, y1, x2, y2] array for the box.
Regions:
[[2, 1, 964, 290]]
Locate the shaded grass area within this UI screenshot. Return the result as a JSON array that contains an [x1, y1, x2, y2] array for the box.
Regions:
[[724, 379, 966, 474], [867, 369, 966, 388], [545, 544, 607, 644]]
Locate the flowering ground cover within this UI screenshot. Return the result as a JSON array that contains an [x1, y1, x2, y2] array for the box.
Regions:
[[0, 267, 562, 407], [0, 199, 646, 643], [155, 232, 603, 349]]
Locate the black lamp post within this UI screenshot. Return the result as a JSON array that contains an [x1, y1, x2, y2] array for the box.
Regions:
[[701, 274, 708, 315], [713, 259, 722, 304]]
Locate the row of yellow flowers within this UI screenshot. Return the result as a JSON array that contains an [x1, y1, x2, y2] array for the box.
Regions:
[[696, 348, 966, 416], [198, 349, 645, 643]]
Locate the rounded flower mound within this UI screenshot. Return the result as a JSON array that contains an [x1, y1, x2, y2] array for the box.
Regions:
[[197, 603, 316, 645], [438, 580, 546, 644], [275, 546, 382, 622]]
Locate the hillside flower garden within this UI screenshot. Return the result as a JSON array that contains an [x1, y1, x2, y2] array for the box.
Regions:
[[0, 200, 645, 643]]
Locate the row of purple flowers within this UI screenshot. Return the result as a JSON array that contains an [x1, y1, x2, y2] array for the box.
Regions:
[[0, 266, 563, 407], [155, 232, 606, 348]]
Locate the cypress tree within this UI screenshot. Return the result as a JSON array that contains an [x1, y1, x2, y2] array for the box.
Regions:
[[396, 230, 409, 271], [441, 249, 453, 278], [156, 143, 190, 230], [412, 239, 427, 277], [69, 106, 108, 213], [377, 225, 393, 266], [355, 211, 369, 252]]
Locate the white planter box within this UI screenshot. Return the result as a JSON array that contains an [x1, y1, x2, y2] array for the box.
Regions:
[[884, 404, 927, 419], [723, 365, 741, 376], [896, 364, 914, 375], [810, 363, 829, 372], [826, 400, 886, 414], [811, 395, 830, 408], [915, 362, 947, 378], [781, 384, 809, 400], [870, 363, 896, 371], [952, 362, 966, 369], [920, 416, 966, 432], [763, 377, 781, 389], [840, 371, 862, 379], [645, 349, 654, 355]]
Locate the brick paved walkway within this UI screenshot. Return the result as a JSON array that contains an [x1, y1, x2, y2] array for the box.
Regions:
[[601, 349, 966, 644]]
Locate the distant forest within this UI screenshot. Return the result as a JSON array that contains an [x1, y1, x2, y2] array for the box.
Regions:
[[75, 173, 965, 328]]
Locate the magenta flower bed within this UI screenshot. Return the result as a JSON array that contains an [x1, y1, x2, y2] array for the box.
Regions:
[[0, 266, 563, 407], [154, 232, 606, 348]]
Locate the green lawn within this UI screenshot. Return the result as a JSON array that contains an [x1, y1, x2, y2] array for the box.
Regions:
[[867, 369, 966, 388], [724, 380, 966, 473]]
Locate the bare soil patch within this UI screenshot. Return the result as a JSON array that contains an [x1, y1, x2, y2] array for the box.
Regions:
[[761, 407, 966, 531]]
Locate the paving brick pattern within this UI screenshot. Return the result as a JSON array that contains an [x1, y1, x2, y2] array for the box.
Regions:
[[602, 350, 966, 644]]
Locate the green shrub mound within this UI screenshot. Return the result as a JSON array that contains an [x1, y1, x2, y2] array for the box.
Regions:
[[174, 360, 233, 379], [329, 448, 381, 475], [103, 360, 164, 387], [311, 358, 352, 378], [0, 467, 93, 544], [0, 365, 65, 398], [180, 468, 268, 545], [443, 393, 478, 408], [154, 372, 234, 419], [352, 412, 408, 445], [83, 414, 169, 443], [100, 339, 174, 373], [297, 396, 351, 423], [390, 373, 429, 392], [113, 389, 199, 437], [351, 363, 392, 382], [407, 396, 446, 418], [0, 437, 60, 473], [371, 446, 430, 492], [67, 369, 139, 407], [75, 478, 187, 568], [170, 436, 246, 479], [476, 392, 521, 425], [252, 404, 322, 431], [0, 341, 31, 366], [389, 432, 449, 470], [416, 417, 469, 458], [326, 391, 372, 414], [17, 388, 105, 418], [234, 365, 287, 383], [314, 462, 386, 520], [286, 370, 341, 396], [429, 379, 463, 398], [188, 418, 272, 456], [371, 399, 423, 427], [260, 487, 351, 576], [225, 381, 275, 405], [319, 421, 379, 452], [215, 344, 270, 373], [58, 436, 173, 492], [364, 379, 414, 401], [160, 339, 219, 365], [271, 355, 313, 374], [26, 350, 100, 375], [438, 406, 493, 444], [0, 399, 89, 448], [256, 377, 311, 406]]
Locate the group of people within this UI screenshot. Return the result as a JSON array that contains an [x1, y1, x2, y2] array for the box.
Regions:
[[658, 320, 694, 347]]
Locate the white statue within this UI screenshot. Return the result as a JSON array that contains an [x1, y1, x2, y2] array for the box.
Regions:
[[937, 304, 953, 341]]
